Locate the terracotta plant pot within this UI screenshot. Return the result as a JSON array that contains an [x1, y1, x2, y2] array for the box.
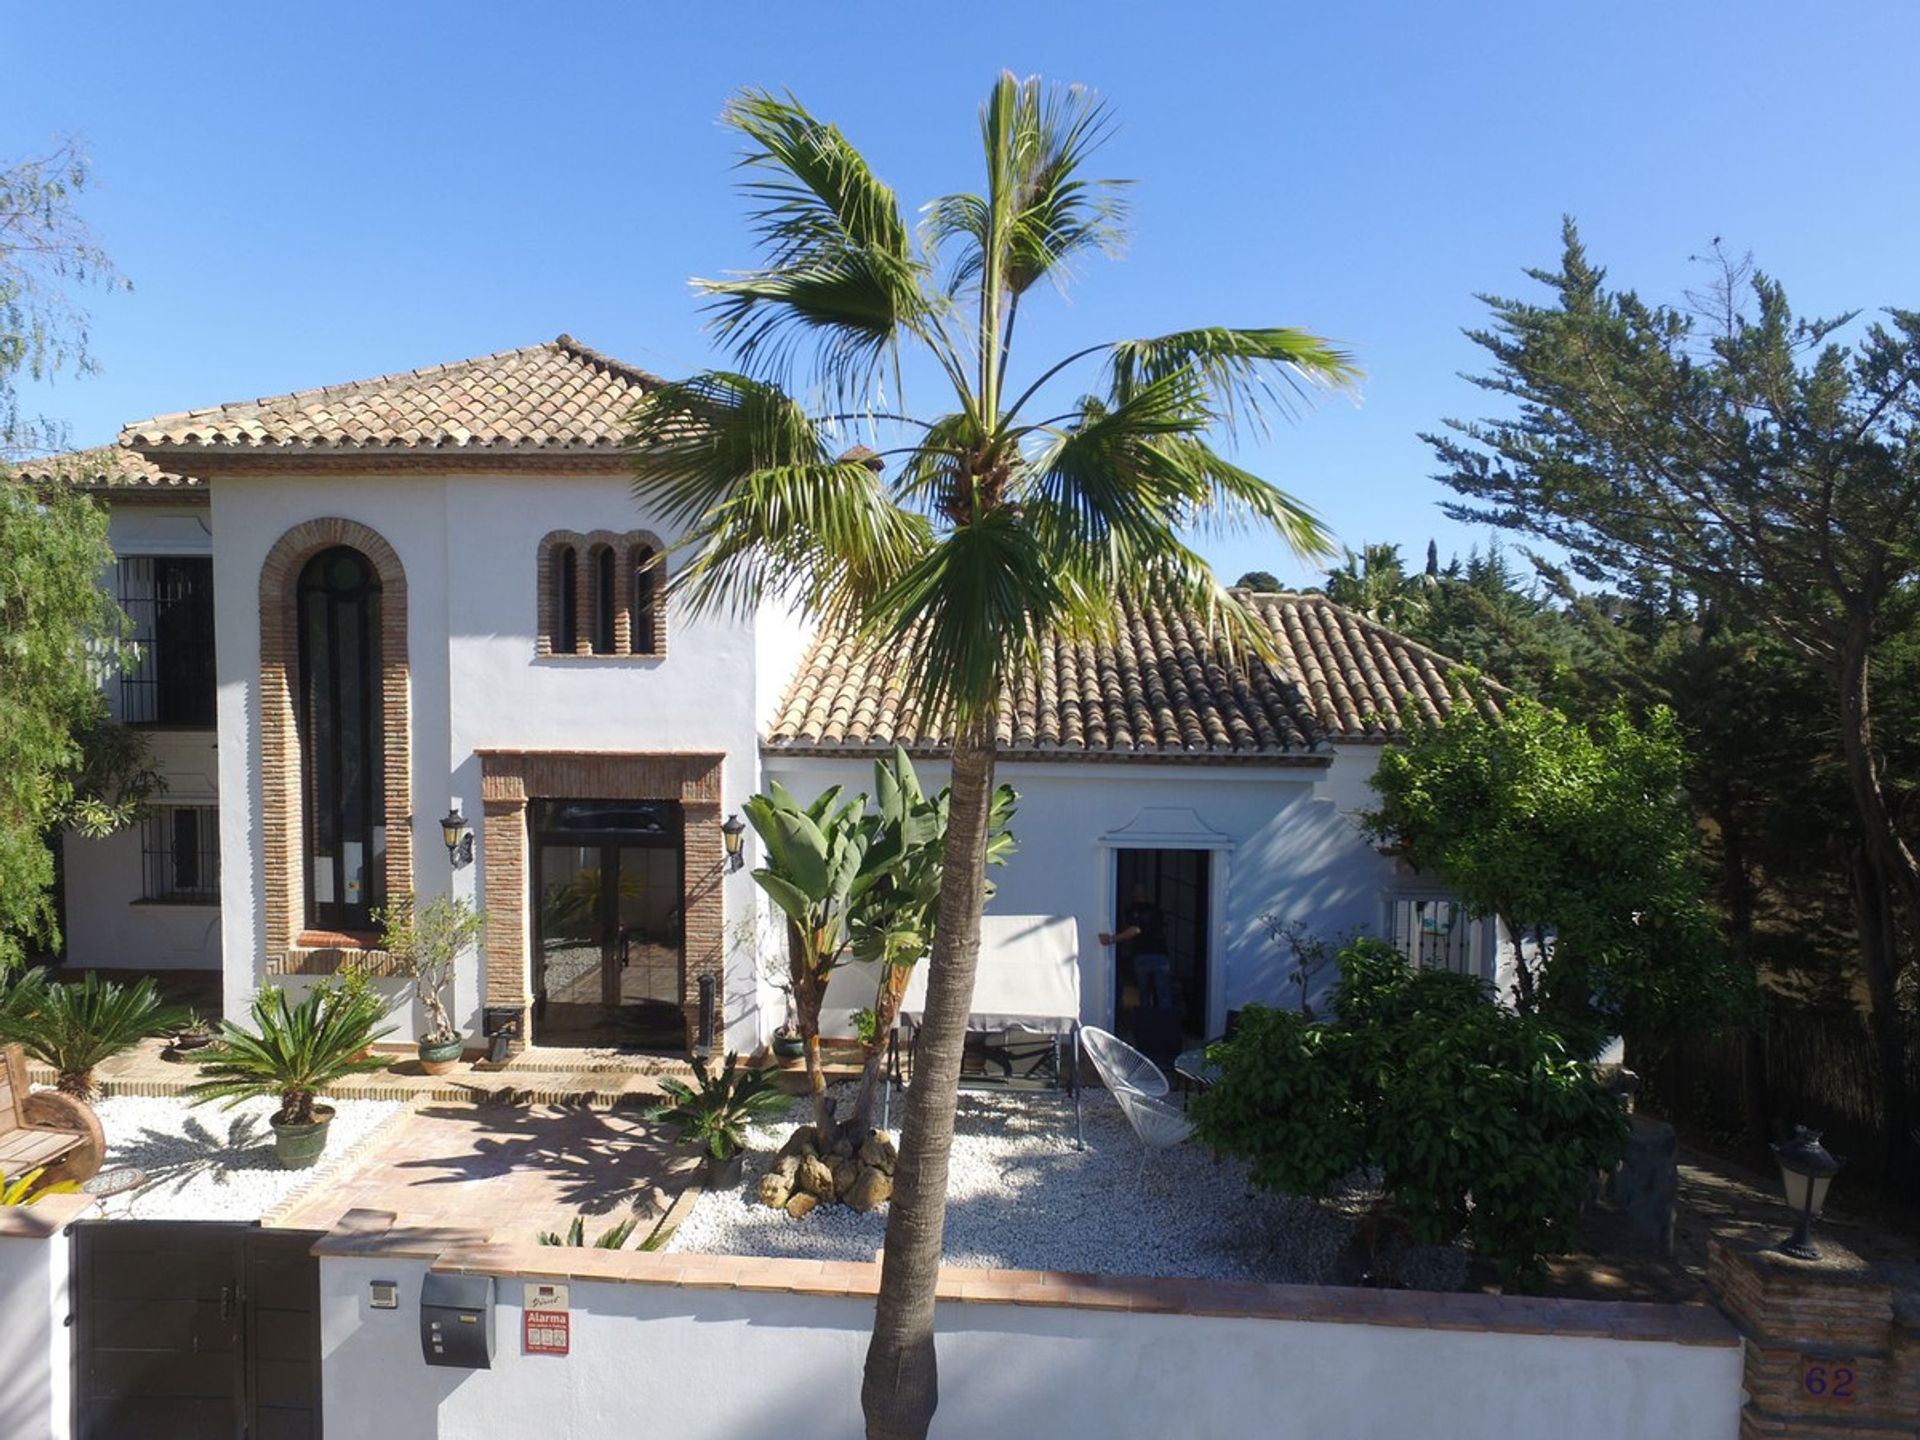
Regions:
[[417, 1036, 464, 1075], [271, 1105, 334, 1170]]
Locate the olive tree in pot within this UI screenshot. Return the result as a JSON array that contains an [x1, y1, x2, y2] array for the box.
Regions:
[[376, 895, 484, 1074], [649, 1052, 788, 1187], [187, 985, 394, 1168]]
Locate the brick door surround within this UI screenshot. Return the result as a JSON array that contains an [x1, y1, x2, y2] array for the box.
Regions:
[[476, 750, 725, 1053], [259, 518, 412, 974]]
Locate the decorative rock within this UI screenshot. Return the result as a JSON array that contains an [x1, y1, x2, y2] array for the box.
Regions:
[[777, 1126, 818, 1159], [858, 1132, 897, 1174], [796, 1154, 837, 1201], [846, 1167, 893, 1213], [771, 1151, 802, 1182], [828, 1136, 855, 1162], [757, 1172, 793, 1210], [831, 1158, 861, 1198], [784, 1192, 818, 1219]]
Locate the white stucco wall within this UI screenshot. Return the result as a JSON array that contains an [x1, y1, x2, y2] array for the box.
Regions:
[[211, 471, 789, 1047], [317, 1256, 1744, 1440], [767, 746, 1442, 1035], [58, 503, 223, 970], [0, 1217, 80, 1440]]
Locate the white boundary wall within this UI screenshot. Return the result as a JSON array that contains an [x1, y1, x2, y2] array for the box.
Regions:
[[0, 1198, 88, 1440], [318, 1253, 1745, 1440]]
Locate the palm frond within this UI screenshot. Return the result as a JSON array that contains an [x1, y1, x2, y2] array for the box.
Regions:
[[926, 72, 1129, 303], [699, 89, 933, 401], [1107, 326, 1360, 438], [627, 372, 930, 617]]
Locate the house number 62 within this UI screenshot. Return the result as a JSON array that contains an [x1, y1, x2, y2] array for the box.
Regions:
[[1803, 1363, 1856, 1401]]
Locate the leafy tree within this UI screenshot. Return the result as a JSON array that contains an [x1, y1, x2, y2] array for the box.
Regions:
[[628, 74, 1350, 1438], [1192, 940, 1627, 1291], [1, 140, 126, 459], [1429, 226, 1920, 1176], [1233, 569, 1283, 592], [1364, 693, 1748, 1056], [0, 478, 136, 974]]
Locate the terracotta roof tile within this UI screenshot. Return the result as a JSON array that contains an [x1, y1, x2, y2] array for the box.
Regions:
[[120, 335, 661, 454], [767, 591, 1491, 762], [9, 443, 199, 490]]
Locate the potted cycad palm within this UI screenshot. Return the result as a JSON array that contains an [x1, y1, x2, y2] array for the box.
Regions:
[[649, 1052, 787, 1187], [375, 895, 484, 1074], [188, 984, 393, 1167]]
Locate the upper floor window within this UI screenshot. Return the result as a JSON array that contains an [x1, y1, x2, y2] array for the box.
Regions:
[[538, 531, 665, 659], [117, 556, 215, 726], [297, 546, 385, 931]]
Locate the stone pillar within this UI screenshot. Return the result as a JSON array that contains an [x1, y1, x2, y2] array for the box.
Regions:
[[1708, 1234, 1920, 1438]]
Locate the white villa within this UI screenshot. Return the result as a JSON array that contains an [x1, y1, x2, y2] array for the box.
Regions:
[[22, 334, 1497, 1059]]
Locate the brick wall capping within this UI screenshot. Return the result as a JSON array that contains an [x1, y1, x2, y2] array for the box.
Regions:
[[1720, 1232, 1883, 1284], [301, 1211, 1740, 1346], [0, 1191, 96, 1239]]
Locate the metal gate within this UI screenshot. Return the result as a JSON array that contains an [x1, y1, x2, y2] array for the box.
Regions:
[[71, 1220, 324, 1440]]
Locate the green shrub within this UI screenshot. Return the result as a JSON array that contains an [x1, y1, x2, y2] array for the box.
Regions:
[[187, 985, 394, 1125], [1190, 1006, 1364, 1195], [1193, 938, 1628, 1290]]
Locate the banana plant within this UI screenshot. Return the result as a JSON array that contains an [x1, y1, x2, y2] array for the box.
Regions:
[[742, 779, 886, 1138], [845, 747, 1016, 1136]]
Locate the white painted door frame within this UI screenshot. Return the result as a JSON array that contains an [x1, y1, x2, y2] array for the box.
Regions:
[[1096, 808, 1235, 1039]]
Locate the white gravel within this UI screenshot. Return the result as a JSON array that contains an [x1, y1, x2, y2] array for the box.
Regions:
[[77, 1094, 407, 1222], [667, 1086, 1350, 1282]]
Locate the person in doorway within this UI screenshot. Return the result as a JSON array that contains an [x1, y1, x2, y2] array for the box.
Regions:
[[1100, 885, 1173, 1011]]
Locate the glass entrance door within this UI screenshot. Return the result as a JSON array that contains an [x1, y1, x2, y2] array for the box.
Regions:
[[531, 801, 684, 1050]]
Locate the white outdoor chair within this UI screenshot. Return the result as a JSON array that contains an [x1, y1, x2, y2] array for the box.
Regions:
[[1110, 1084, 1196, 1156], [1078, 1025, 1171, 1100]]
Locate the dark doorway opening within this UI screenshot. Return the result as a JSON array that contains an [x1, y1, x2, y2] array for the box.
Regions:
[[71, 1220, 324, 1440], [1113, 848, 1210, 1059], [531, 799, 685, 1050]]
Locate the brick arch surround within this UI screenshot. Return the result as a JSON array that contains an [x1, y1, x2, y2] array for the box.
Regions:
[[258, 518, 412, 967]]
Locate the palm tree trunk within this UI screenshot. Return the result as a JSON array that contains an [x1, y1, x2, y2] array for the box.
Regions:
[[862, 721, 996, 1440]]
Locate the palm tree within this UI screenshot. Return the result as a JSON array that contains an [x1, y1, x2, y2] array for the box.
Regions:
[[627, 73, 1354, 1440], [0, 970, 183, 1099]]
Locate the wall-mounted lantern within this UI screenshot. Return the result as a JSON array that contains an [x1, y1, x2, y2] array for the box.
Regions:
[[1770, 1124, 1843, 1260], [441, 807, 475, 869], [721, 812, 746, 872]]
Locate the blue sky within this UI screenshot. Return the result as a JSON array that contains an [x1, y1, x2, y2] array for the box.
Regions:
[[8, 1, 1917, 588]]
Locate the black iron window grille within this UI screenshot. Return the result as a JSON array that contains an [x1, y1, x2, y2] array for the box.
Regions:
[[141, 805, 221, 903], [117, 556, 216, 726]]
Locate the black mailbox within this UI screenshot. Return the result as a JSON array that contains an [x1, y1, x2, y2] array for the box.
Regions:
[[420, 1273, 495, 1369]]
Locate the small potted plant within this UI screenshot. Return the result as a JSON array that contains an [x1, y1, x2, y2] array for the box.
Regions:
[[375, 895, 484, 1075], [649, 1052, 787, 1188], [187, 984, 393, 1168], [163, 1009, 217, 1061]]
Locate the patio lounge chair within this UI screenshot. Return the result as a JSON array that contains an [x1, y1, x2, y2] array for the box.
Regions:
[[1079, 1026, 1193, 1165], [1078, 1025, 1170, 1099]]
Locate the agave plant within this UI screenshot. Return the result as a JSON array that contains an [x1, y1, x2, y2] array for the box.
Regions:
[[187, 985, 394, 1125], [0, 970, 185, 1099], [1, 1166, 80, 1207], [536, 1213, 642, 1249]]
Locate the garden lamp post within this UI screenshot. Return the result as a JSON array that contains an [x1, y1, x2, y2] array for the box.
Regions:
[[1770, 1125, 1843, 1260]]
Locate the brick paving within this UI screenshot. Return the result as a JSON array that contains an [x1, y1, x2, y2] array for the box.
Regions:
[[269, 1101, 704, 1246]]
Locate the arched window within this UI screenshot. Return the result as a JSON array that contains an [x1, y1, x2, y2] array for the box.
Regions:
[[552, 545, 578, 654], [537, 531, 665, 659], [631, 544, 660, 656], [590, 544, 617, 655], [297, 546, 385, 931]]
